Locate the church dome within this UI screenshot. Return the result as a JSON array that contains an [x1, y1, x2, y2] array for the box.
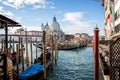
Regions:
[[50, 16, 60, 30]]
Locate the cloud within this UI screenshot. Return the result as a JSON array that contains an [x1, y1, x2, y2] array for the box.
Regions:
[[0, 6, 4, 10], [0, 6, 21, 22], [24, 0, 45, 4], [62, 12, 94, 35], [63, 12, 83, 22], [0, 6, 14, 17], [2, 0, 54, 9], [33, 2, 55, 9], [3, 0, 24, 9]]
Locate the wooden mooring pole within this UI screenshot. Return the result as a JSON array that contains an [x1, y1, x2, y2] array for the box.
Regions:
[[43, 30, 46, 80], [12, 38, 15, 52], [26, 28, 29, 67], [36, 38, 38, 59], [9, 36, 12, 54], [4, 39, 6, 52], [51, 35, 54, 69], [55, 38, 58, 65], [18, 37, 20, 63], [56, 40, 58, 60], [30, 36, 33, 64], [21, 38, 24, 71], [4, 23, 8, 80], [1, 39, 3, 52], [16, 44, 19, 72], [93, 26, 99, 80]]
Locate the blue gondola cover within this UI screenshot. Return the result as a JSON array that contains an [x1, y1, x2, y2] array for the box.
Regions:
[[18, 63, 43, 79]]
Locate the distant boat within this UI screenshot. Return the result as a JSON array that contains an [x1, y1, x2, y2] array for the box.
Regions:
[[58, 44, 79, 50]]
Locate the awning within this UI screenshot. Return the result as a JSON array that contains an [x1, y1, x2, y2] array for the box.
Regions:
[[0, 14, 21, 28], [0, 14, 22, 48]]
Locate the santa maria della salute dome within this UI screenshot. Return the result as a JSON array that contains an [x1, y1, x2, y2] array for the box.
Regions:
[[50, 16, 60, 30], [41, 16, 65, 41]]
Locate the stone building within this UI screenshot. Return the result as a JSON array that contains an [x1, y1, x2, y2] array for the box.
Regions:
[[41, 16, 65, 41]]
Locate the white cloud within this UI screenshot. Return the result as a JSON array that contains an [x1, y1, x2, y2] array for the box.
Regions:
[[33, 2, 55, 9], [0, 6, 4, 11], [51, 6, 55, 9], [63, 12, 83, 22], [0, 6, 14, 17], [2, 0, 54, 9], [3, 0, 24, 9], [24, 0, 45, 5], [62, 12, 94, 35], [0, 6, 21, 23], [3, 11, 14, 17]]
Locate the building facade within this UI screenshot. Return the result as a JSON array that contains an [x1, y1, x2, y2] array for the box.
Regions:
[[65, 34, 74, 41], [104, 0, 120, 40], [15, 29, 42, 41], [104, 0, 114, 40], [64, 33, 92, 44], [41, 16, 65, 42]]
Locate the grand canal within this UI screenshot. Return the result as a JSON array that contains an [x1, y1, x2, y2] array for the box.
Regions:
[[47, 47, 94, 80], [5, 44, 94, 80], [18, 44, 94, 80]]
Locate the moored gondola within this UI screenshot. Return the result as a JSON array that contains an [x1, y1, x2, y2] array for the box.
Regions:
[[17, 47, 52, 80], [58, 44, 79, 50]]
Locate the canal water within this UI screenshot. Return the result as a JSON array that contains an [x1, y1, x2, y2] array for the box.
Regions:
[[1, 43, 94, 80], [47, 47, 94, 80]]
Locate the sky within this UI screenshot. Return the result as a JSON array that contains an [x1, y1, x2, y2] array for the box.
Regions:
[[0, 0, 104, 35]]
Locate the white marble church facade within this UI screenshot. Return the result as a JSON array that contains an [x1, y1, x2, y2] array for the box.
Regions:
[[41, 16, 65, 41]]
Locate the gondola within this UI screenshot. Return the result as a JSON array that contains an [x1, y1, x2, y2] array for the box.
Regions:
[[18, 63, 43, 80], [58, 45, 79, 50], [17, 48, 52, 80], [18, 61, 51, 80]]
